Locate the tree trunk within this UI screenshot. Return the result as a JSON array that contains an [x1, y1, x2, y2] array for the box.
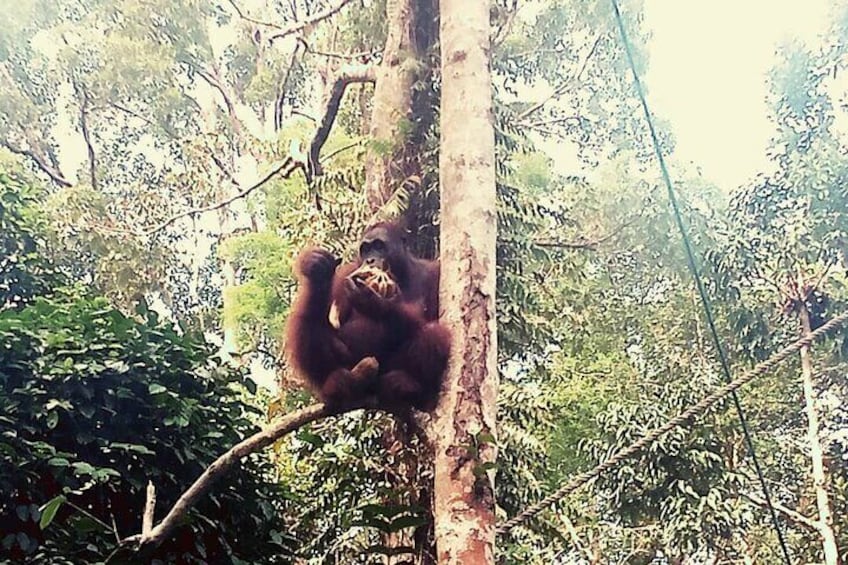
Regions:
[[432, 0, 498, 562], [364, 0, 429, 211], [360, 2, 437, 562], [798, 303, 841, 565]]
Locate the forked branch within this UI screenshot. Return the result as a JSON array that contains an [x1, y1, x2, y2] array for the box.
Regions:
[[307, 63, 376, 179], [107, 401, 373, 561], [144, 143, 306, 236], [742, 492, 821, 533]]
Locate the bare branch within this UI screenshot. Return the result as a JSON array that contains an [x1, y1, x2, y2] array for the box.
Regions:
[[141, 482, 156, 536], [191, 64, 243, 137], [492, 1, 522, 48], [1, 140, 72, 188], [144, 144, 306, 236], [535, 217, 638, 250], [297, 37, 380, 61], [742, 492, 820, 533], [523, 115, 583, 130], [518, 34, 603, 122], [102, 101, 158, 128], [76, 85, 98, 190], [275, 41, 304, 131], [308, 63, 376, 178], [268, 0, 355, 43], [111, 401, 373, 558], [292, 109, 318, 122], [226, 0, 285, 29], [321, 138, 365, 163], [208, 150, 241, 187]]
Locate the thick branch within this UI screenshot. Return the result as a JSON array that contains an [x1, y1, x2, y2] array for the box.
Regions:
[[144, 143, 306, 236], [268, 0, 355, 43], [2, 140, 72, 188], [141, 482, 156, 536], [517, 34, 602, 122], [111, 401, 371, 559], [742, 493, 820, 533], [307, 63, 376, 179]]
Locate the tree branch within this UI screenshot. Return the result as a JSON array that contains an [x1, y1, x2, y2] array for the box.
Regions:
[[523, 115, 583, 131], [297, 37, 380, 62], [1, 140, 72, 188], [191, 64, 243, 137], [208, 150, 241, 187], [109, 401, 372, 560], [275, 41, 304, 131], [307, 63, 376, 179], [226, 0, 286, 29], [102, 101, 158, 128], [144, 141, 306, 236], [518, 33, 603, 122], [321, 138, 365, 163], [535, 216, 638, 250], [742, 492, 821, 533], [76, 85, 98, 190], [141, 481, 156, 536], [268, 0, 355, 43]]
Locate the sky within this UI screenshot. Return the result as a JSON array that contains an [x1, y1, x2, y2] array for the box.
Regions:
[[642, 0, 834, 191]]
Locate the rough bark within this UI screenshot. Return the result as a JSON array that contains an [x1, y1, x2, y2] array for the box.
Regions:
[[364, 0, 423, 211], [798, 303, 841, 565], [432, 0, 498, 561]]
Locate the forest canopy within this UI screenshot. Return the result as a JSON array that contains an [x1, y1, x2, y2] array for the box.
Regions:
[[2, 0, 848, 563]]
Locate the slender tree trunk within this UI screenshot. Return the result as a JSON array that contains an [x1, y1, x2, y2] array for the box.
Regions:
[[432, 0, 498, 562], [798, 303, 841, 565]]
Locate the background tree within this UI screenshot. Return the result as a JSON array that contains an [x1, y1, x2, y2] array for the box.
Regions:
[[0, 170, 292, 563], [3, 0, 848, 563]]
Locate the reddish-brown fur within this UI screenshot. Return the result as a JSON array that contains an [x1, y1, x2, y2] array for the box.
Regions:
[[285, 222, 450, 412]]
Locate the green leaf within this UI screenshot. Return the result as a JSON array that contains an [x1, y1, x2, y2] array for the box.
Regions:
[[39, 495, 66, 530], [71, 461, 96, 476], [387, 515, 429, 532], [47, 457, 70, 467], [148, 383, 167, 394], [109, 443, 155, 456], [296, 431, 325, 448], [476, 432, 496, 445]]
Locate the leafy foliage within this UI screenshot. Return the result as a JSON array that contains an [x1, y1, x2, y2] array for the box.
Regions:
[[0, 170, 292, 563], [0, 171, 59, 310], [0, 291, 294, 563]]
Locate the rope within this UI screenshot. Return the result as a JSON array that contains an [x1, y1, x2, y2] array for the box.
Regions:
[[608, 2, 793, 561], [496, 309, 848, 535]]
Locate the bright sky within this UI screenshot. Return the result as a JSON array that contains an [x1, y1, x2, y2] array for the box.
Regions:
[[642, 0, 834, 191]]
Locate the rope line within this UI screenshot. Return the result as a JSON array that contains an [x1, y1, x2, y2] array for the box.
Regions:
[[496, 310, 848, 534], [607, 2, 793, 561]]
